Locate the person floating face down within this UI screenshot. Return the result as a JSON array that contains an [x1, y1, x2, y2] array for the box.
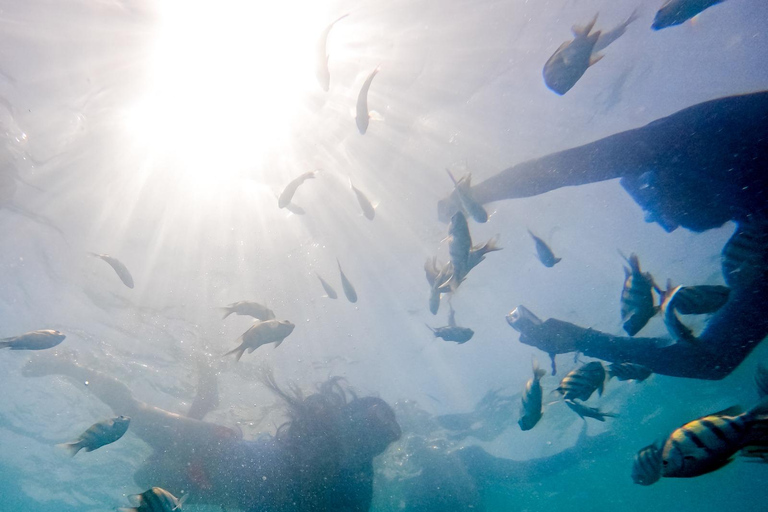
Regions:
[[23, 355, 401, 512], [438, 91, 768, 380]]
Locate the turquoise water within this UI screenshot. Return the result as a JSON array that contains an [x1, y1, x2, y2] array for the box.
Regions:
[[0, 0, 767, 511]]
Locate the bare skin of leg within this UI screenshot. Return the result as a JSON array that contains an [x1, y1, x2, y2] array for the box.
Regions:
[[22, 351, 239, 452]]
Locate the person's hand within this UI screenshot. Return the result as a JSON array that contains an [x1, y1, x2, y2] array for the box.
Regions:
[[506, 306, 583, 354]]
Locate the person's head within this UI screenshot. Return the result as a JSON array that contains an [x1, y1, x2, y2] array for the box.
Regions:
[[342, 396, 401, 459]]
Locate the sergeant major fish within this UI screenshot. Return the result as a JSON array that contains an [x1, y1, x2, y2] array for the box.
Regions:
[[119, 486, 187, 512], [564, 399, 617, 422], [632, 441, 663, 485], [219, 301, 276, 321], [446, 169, 487, 223], [543, 14, 603, 95], [620, 253, 657, 336], [661, 400, 768, 478], [337, 258, 358, 303], [555, 361, 606, 401], [528, 230, 561, 267], [671, 285, 730, 315], [652, 0, 727, 30], [0, 329, 65, 351], [356, 66, 380, 134], [224, 319, 295, 362], [58, 416, 130, 457], [448, 211, 472, 284], [89, 252, 134, 288], [660, 280, 697, 344], [316, 273, 338, 299], [278, 171, 316, 209], [519, 360, 546, 431], [315, 14, 349, 91]]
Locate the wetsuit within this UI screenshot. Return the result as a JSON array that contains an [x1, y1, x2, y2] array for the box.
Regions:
[[441, 91, 768, 379]]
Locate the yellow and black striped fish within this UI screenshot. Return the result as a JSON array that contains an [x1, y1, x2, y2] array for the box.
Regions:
[[632, 441, 663, 485], [721, 219, 768, 288], [564, 399, 617, 422], [661, 400, 768, 478], [671, 285, 730, 315], [555, 361, 606, 401], [119, 487, 187, 512], [619, 253, 658, 336], [519, 359, 546, 431], [608, 362, 653, 382], [57, 416, 130, 457]]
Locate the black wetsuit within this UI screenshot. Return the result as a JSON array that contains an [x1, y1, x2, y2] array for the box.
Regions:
[[448, 92, 768, 379]]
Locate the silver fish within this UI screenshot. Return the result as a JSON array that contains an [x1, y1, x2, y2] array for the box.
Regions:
[[565, 399, 617, 422], [519, 360, 546, 431], [317, 273, 338, 299], [446, 169, 487, 223], [556, 361, 606, 401], [662, 401, 768, 478], [315, 14, 349, 91], [278, 171, 316, 209], [425, 257, 454, 314], [0, 329, 65, 351], [355, 66, 379, 134], [89, 252, 134, 288], [337, 259, 358, 303], [224, 320, 295, 362], [620, 253, 657, 336], [58, 416, 130, 457], [349, 178, 375, 220], [119, 487, 187, 512], [593, 9, 638, 53], [632, 442, 663, 485], [543, 14, 602, 95], [448, 211, 472, 284], [652, 0, 726, 30], [528, 230, 561, 267], [220, 301, 276, 321]]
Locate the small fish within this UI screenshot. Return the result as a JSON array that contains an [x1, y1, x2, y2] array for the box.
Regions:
[[608, 362, 653, 382], [466, 235, 502, 272], [661, 401, 768, 478], [89, 252, 134, 288], [224, 319, 295, 362], [316, 273, 338, 299], [448, 211, 472, 283], [671, 285, 730, 315], [349, 178, 375, 220], [632, 442, 663, 485], [565, 399, 617, 422], [593, 9, 639, 53], [619, 253, 657, 336], [315, 14, 349, 91], [219, 301, 276, 321], [445, 170, 487, 223], [426, 324, 474, 344], [528, 230, 561, 267], [337, 259, 358, 303], [721, 219, 768, 288], [556, 361, 606, 401], [278, 171, 316, 209], [355, 66, 380, 134], [652, 0, 726, 30], [543, 14, 602, 95], [119, 487, 187, 512], [519, 360, 547, 431], [57, 416, 130, 457], [425, 257, 454, 314], [660, 280, 697, 344], [756, 363, 768, 399], [0, 329, 66, 351]]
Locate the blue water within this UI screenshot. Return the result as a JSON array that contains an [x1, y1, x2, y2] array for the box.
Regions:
[[1, 0, 767, 511]]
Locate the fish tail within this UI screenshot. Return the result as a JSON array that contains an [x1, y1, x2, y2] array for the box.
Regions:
[[445, 168, 458, 185], [553, 257, 562, 265], [219, 307, 233, 320], [625, 7, 640, 26], [0, 341, 10, 349], [533, 359, 546, 380], [425, 324, 436, 334], [572, 12, 599, 37], [223, 345, 246, 362], [56, 441, 84, 457]]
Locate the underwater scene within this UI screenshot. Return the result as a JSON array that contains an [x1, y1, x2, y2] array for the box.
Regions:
[[1, 0, 767, 511]]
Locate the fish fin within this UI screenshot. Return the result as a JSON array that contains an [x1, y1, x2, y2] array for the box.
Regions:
[[56, 442, 83, 457], [223, 345, 246, 362], [369, 110, 384, 121], [572, 13, 599, 37], [625, 7, 640, 27], [425, 324, 436, 334], [127, 493, 143, 506], [274, 339, 283, 348], [445, 168, 458, 186], [532, 359, 546, 380], [553, 257, 562, 265], [589, 53, 604, 67], [708, 405, 744, 418], [219, 307, 233, 320], [175, 493, 189, 510], [0, 341, 11, 349], [332, 13, 351, 25]]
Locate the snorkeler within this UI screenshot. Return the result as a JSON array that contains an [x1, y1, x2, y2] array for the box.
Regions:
[[22, 353, 401, 512], [439, 91, 768, 380]]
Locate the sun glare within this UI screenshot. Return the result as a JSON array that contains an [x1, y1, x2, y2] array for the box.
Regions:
[[126, 0, 328, 185]]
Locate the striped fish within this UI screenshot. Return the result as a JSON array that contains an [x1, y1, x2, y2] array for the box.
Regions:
[[671, 285, 730, 315], [528, 229, 561, 267], [564, 399, 617, 422], [756, 363, 768, 399], [619, 253, 657, 336], [632, 441, 663, 485], [58, 416, 130, 457], [608, 362, 653, 382], [661, 400, 768, 478], [466, 235, 502, 272], [660, 281, 697, 344], [519, 360, 546, 431], [119, 487, 187, 512], [555, 361, 606, 401], [721, 219, 768, 288]]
